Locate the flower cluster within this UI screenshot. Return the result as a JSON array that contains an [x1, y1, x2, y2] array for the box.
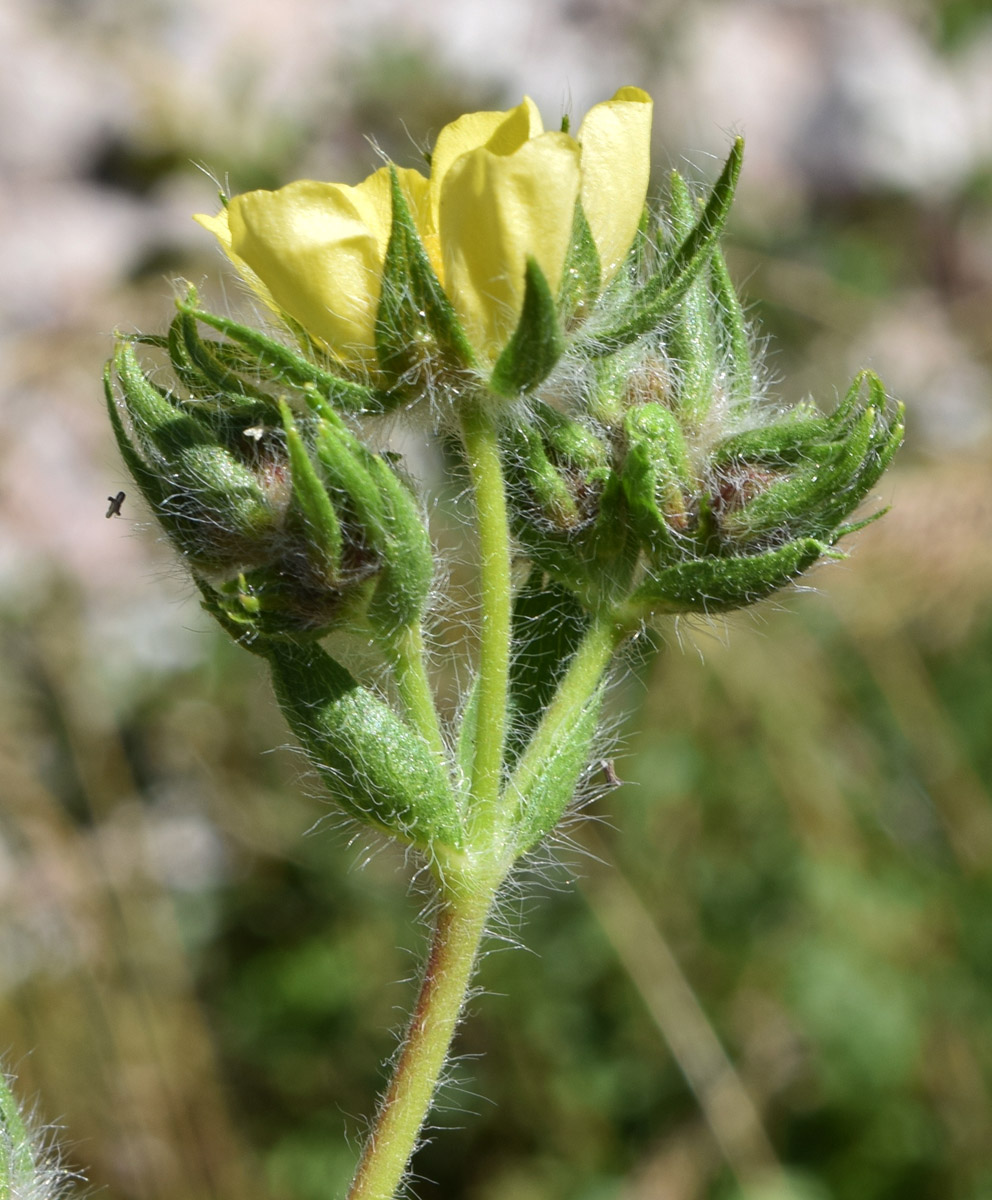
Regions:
[[106, 87, 901, 853], [195, 87, 652, 378]]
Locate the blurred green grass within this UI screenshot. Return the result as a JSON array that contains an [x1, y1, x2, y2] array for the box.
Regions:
[[3, 5, 992, 1199]]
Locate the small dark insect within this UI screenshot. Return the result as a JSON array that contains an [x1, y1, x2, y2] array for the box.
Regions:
[[106, 491, 126, 518], [599, 759, 622, 789]]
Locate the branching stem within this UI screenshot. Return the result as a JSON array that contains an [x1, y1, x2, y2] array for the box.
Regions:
[[384, 622, 446, 761], [348, 407, 631, 1200]]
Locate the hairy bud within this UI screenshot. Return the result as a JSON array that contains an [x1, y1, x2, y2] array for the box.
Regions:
[[105, 294, 433, 640]]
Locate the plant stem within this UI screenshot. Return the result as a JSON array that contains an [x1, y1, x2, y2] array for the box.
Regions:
[[384, 622, 446, 761], [458, 400, 513, 833], [505, 613, 627, 813], [346, 881, 496, 1200]]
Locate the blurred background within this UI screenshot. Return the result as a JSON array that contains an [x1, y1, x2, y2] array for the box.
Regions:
[[2, 0, 991, 1197]]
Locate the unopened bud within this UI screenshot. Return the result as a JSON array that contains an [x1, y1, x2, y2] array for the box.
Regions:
[[106, 300, 433, 639]]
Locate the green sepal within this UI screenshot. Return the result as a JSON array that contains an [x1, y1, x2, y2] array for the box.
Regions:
[[176, 290, 377, 414], [540, 403, 610, 474], [279, 400, 343, 576], [205, 565, 376, 640], [581, 137, 744, 355], [621, 402, 692, 566], [314, 418, 388, 535], [511, 686, 604, 854], [587, 472, 641, 600], [262, 640, 462, 850], [709, 242, 753, 408], [104, 358, 174, 516], [109, 344, 278, 570], [490, 257, 566, 397], [631, 536, 829, 614], [724, 407, 877, 544], [587, 345, 642, 425], [171, 305, 271, 406], [711, 407, 831, 468], [557, 199, 602, 327], [364, 455, 434, 634], [722, 373, 903, 545], [664, 172, 717, 428], [375, 167, 476, 394], [309, 409, 432, 633], [506, 421, 581, 530]]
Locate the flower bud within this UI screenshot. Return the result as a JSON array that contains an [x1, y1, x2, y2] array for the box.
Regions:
[[499, 144, 903, 620], [106, 299, 433, 639]]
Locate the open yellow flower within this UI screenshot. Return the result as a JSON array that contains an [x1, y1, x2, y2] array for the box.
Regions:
[[195, 87, 653, 370]]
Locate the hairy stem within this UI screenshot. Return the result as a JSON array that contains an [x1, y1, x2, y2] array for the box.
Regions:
[[384, 622, 446, 761], [458, 400, 513, 835], [346, 881, 496, 1200], [504, 613, 627, 815]]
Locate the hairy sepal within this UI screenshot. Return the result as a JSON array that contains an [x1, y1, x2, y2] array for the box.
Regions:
[[556, 200, 602, 328], [376, 168, 477, 398], [176, 287, 378, 414], [581, 137, 744, 355], [631, 536, 831, 615], [489, 257, 565, 397], [1, 1070, 37, 1200]]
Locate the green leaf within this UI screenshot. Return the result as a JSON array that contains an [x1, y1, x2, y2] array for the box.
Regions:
[[512, 685, 604, 854], [489, 257, 566, 396], [506, 573, 589, 765], [263, 640, 462, 850]]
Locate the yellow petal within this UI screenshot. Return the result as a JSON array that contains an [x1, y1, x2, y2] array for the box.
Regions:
[[577, 86, 653, 282], [429, 97, 544, 237], [197, 178, 393, 361], [440, 130, 580, 359], [194, 206, 289, 324]]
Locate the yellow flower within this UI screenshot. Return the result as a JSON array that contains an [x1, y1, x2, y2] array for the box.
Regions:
[[195, 87, 653, 369]]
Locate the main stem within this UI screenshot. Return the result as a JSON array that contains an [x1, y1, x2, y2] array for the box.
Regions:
[[346, 883, 495, 1200], [458, 399, 513, 834], [347, 397, 516, 1199]]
